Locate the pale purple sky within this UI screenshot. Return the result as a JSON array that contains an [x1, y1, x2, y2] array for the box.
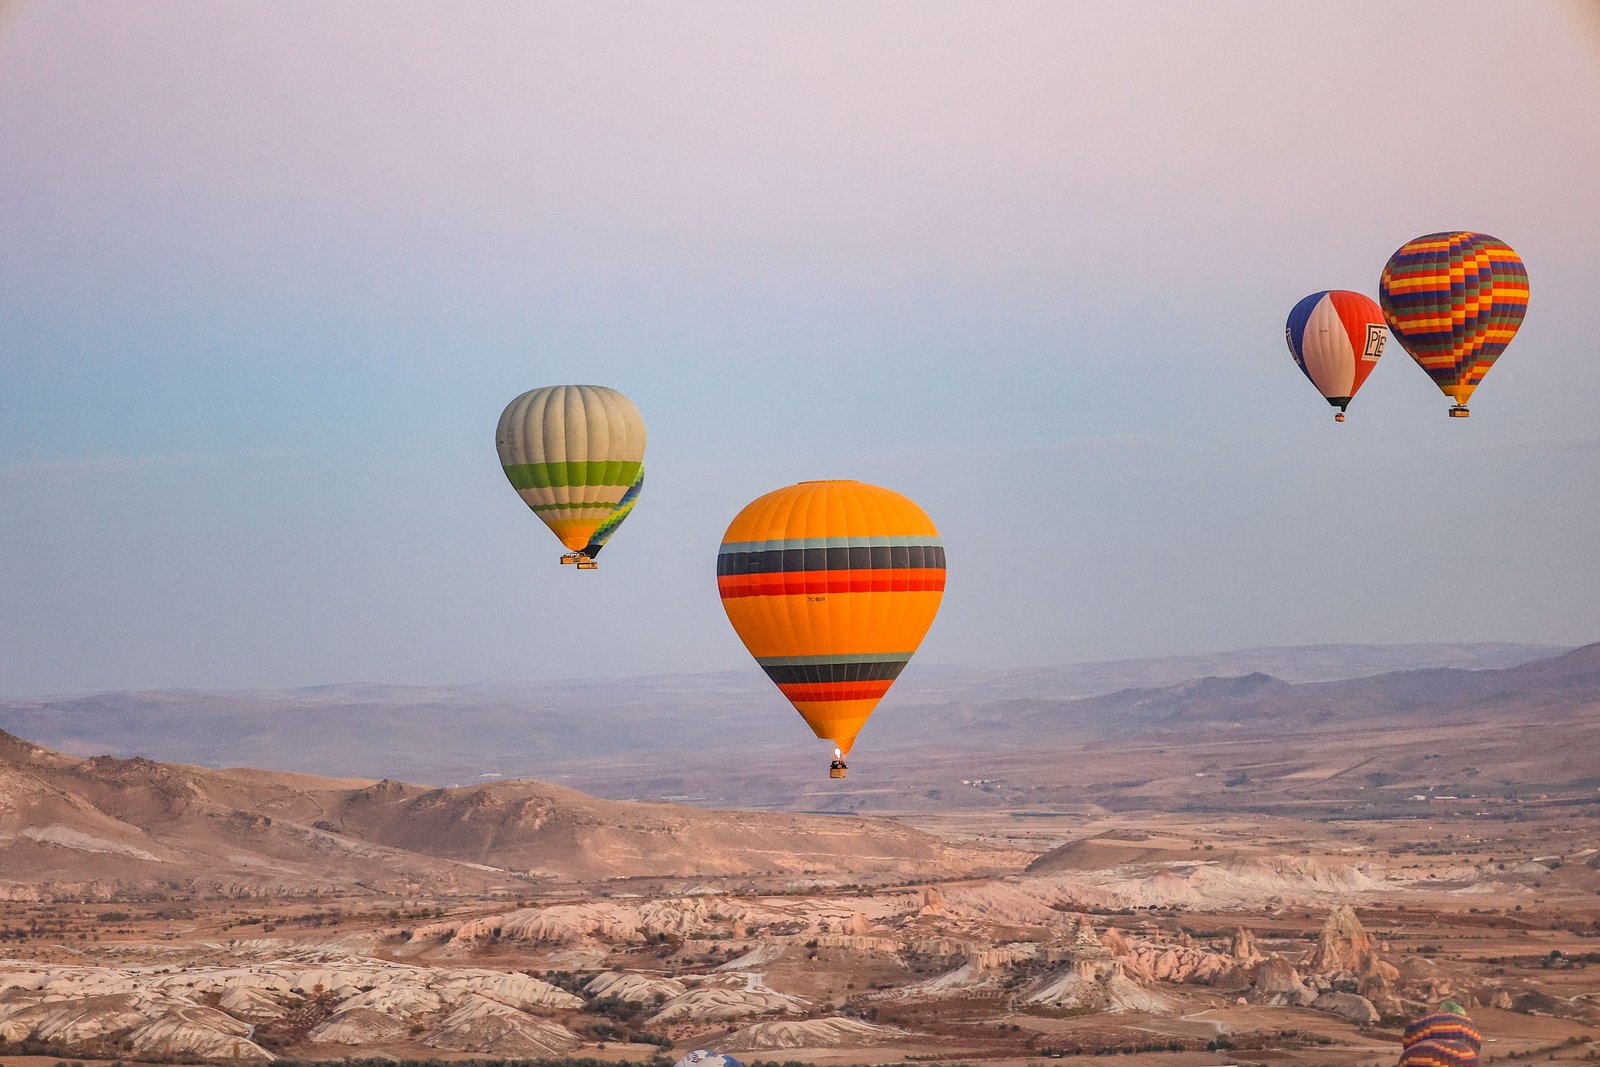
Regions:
[[2, 2, 1599, 695]]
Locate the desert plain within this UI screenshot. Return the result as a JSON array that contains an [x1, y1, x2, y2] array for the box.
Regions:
[[4, 644, 1600, 1067]]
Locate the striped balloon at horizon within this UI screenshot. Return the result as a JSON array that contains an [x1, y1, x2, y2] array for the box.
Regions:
[[1403, 1013, 1482, 1053], [1398, 1040, 1479, 1067], [717, 481, 946, 761], [1379, 231, 1529, 417], [1284, 290, 1388, 422]]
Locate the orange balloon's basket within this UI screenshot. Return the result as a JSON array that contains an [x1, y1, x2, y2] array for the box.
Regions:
[[829, 760, 848, 779], [1448, 405, 1470, 418]]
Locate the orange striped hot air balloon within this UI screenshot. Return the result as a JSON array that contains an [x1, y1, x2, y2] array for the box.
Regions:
[[716, 481, 946, 778]]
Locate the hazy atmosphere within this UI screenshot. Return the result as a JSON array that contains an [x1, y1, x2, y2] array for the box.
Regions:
[[5, 2, 1600, 696], [9, 9, 1600, 1067]]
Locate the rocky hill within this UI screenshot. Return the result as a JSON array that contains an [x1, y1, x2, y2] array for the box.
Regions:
[[0, 730, 1006, 900]]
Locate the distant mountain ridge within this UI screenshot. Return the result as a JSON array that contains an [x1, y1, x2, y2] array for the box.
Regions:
[[895, 641, 1600, 747], [0, 643, 1562, 787], [3, 642, 1596, 830]]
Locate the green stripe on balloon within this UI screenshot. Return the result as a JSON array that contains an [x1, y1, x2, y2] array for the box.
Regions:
[[503, 460, 644, 490]]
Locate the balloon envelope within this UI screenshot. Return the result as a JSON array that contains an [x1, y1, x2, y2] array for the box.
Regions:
[[717, 480, 946, 757], [1403, 1012, 1481, 1052], [1398, 1040, 1479, 1067], [1379, 232, 1528, 409], [496, 385, 646, 553], [1285, 290, 1387, 415]]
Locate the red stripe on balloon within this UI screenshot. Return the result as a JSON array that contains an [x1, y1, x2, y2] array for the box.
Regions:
[[717, 569, 947, 599], [777, 679, 896, 702]]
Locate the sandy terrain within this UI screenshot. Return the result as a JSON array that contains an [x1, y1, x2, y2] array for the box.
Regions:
[[4, 797, 1600, 1066], [5, 644, 1600, 1065]]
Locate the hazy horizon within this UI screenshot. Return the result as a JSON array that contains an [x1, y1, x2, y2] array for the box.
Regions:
[[0, 637, 1570, 705], [5, 2, 1600, 695]]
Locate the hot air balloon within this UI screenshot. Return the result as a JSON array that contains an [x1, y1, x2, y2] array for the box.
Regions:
[[1285, 290, 1388, 422], [674, 1052, 745, 1067], [1379, 232, 1529, 418], [495, 385, 646, 568], [717, 480, 946, 778], [1398, 1041, 1479, 1067], [1404, 1009, 1481, 1053], [575, 467, 644, 569]]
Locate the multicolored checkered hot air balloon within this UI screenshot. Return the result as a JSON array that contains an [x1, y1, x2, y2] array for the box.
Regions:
[[1285, 290, 1389, 422], [496, 385, 646, 569], [1398, 1039, 1479, 1067], [717, 481, 946, 777], [1379, 231, 1529, 418], [1404, 1011, 1482, 1053]]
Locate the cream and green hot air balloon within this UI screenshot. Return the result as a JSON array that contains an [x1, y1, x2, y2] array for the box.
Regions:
[[496, 385, 646, 569]]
